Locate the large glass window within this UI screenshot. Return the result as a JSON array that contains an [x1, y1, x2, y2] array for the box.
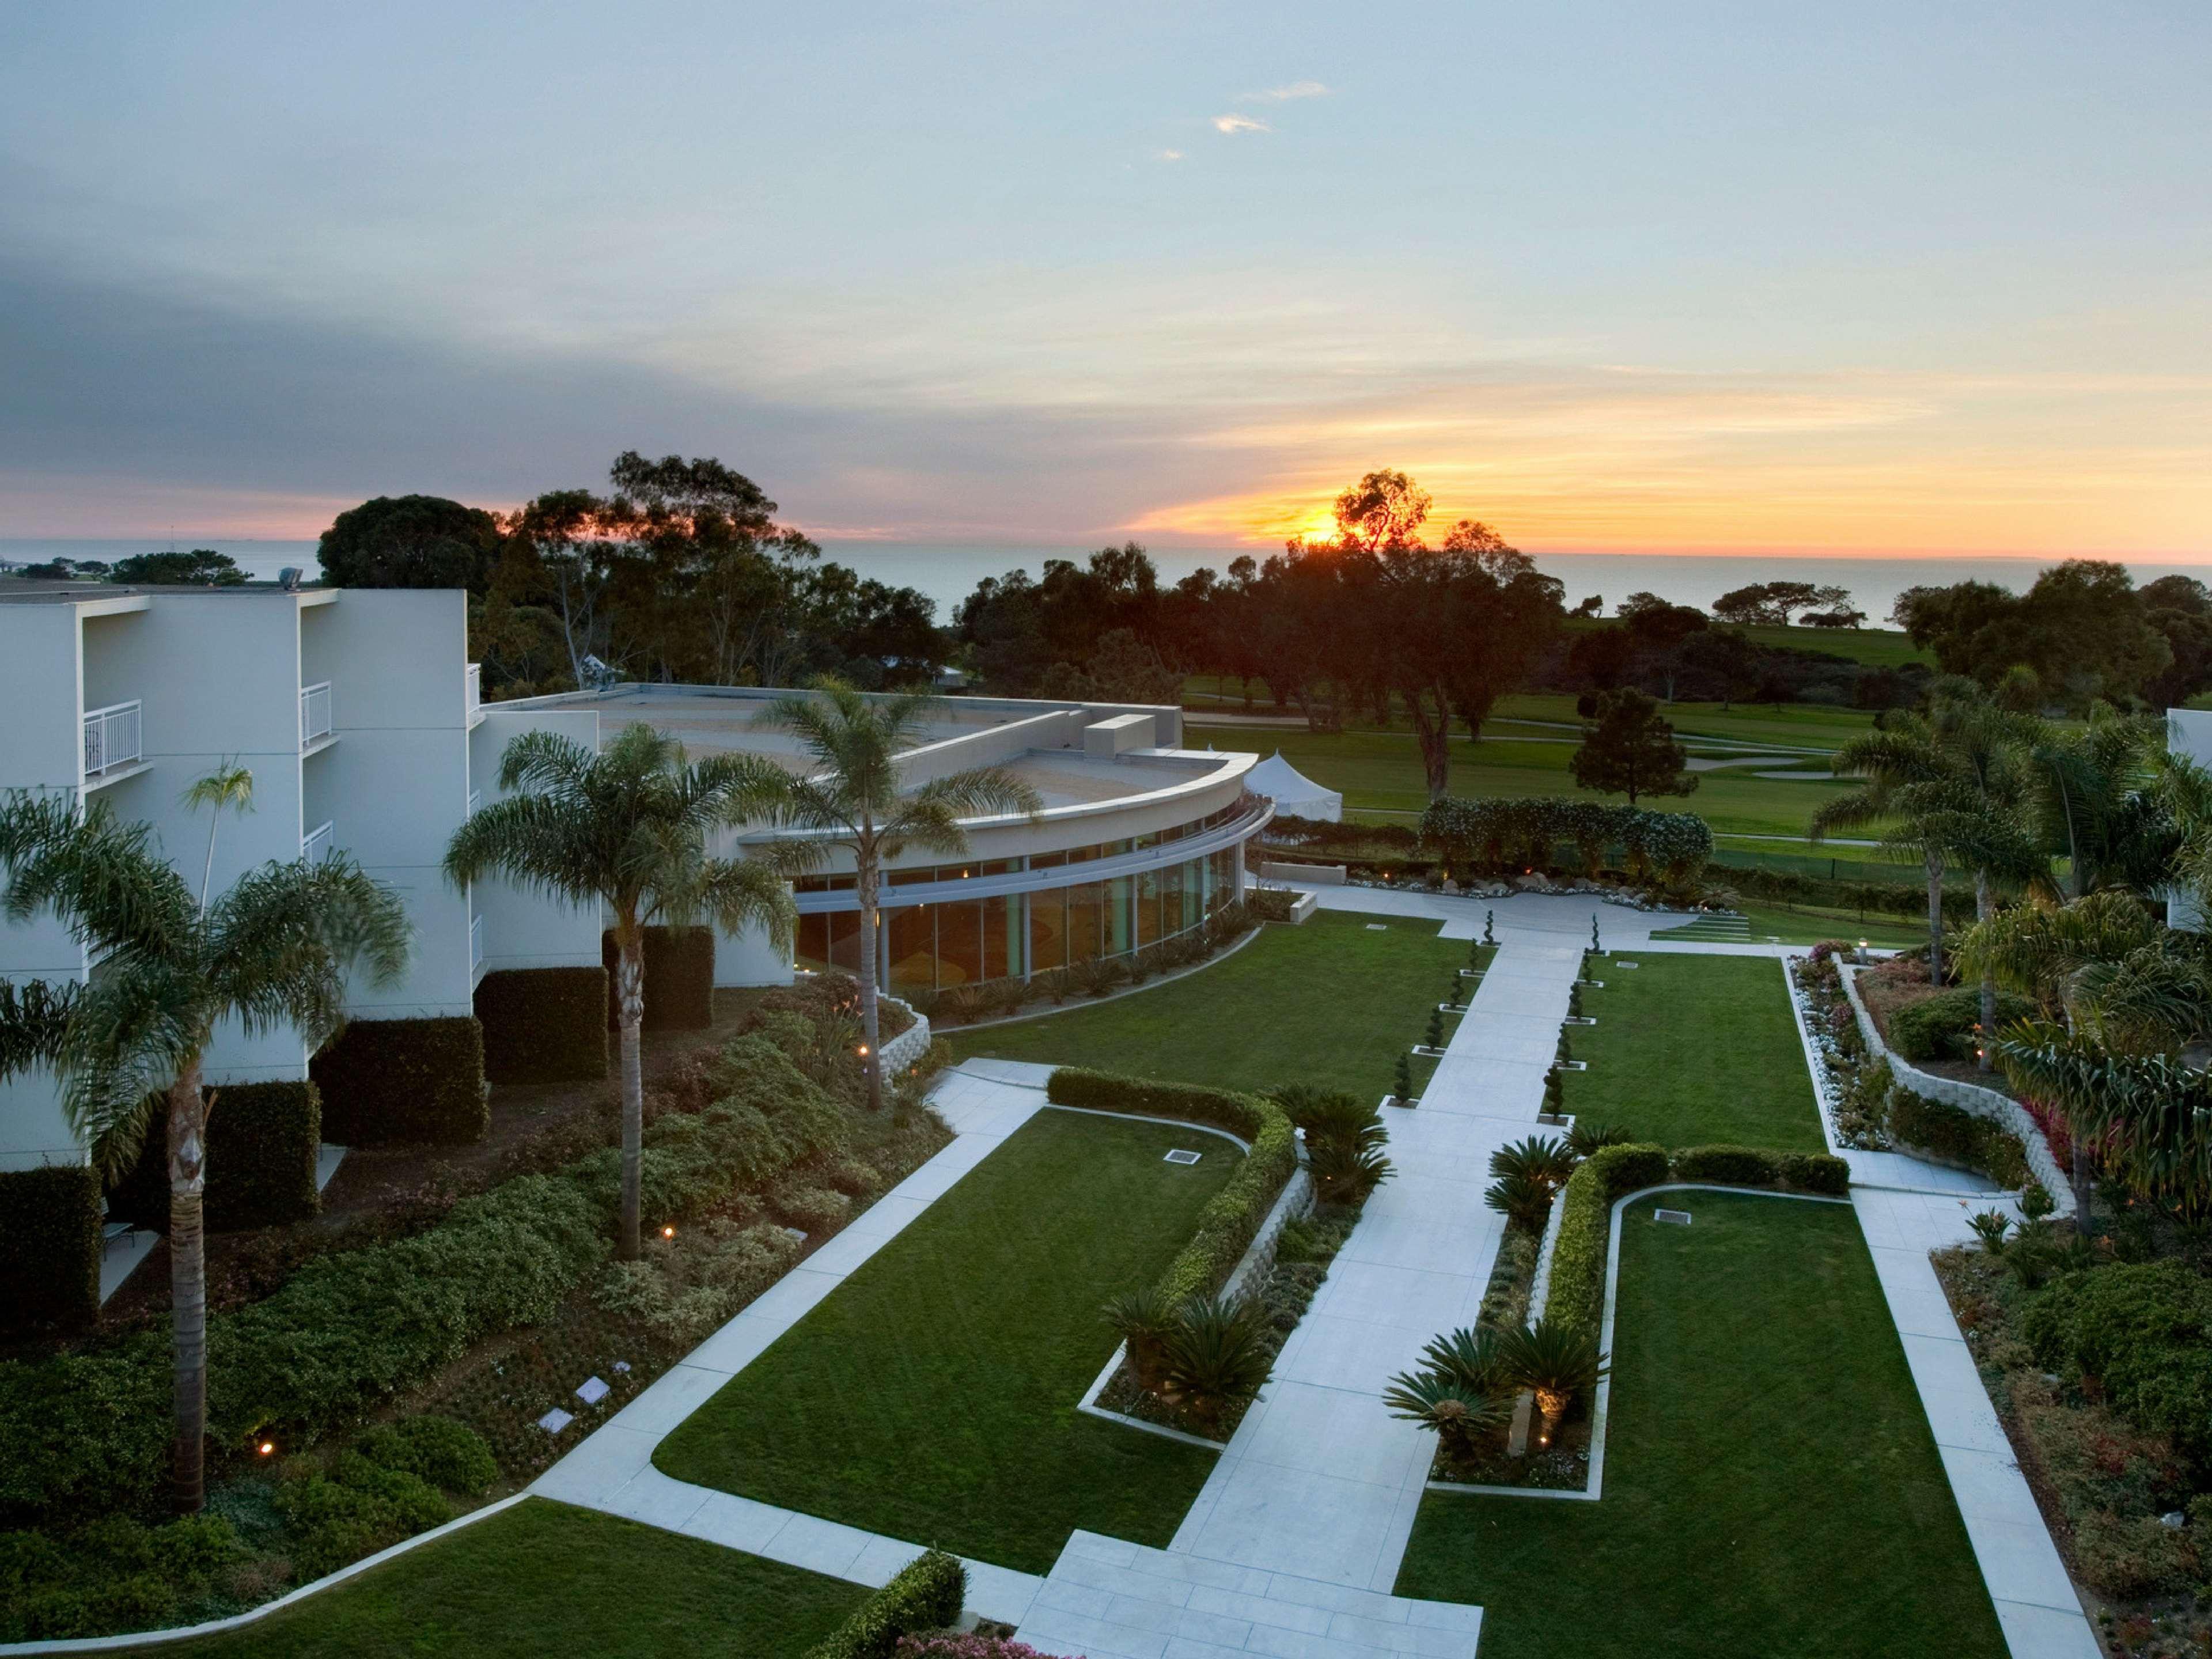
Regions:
[[937, 900, 983, 987], [1136, 869, 1162, 947], [1029, 886, 1067, 973], [983, 894, 1018, 980], [886, 905, 935, 992], [1068, 881, 1105, 961], [1106, 876, 1132, 956]]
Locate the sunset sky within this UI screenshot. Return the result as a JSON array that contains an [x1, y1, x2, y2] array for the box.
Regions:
[[3, 2, 2209, 556]]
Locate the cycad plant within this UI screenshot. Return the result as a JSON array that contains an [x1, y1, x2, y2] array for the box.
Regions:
[[1281, 1088, 1395, 1204], [1381, 1370, 1512, 1463], [1567, 1119, 1632, 1157], [1159, 1293, 1274, 1424], [1101, 1285, 1176, 1391], [749, 679, 1041, 1111], [1498, 1317, 1610, 1448], [1416, 1325, 1513, 1395], [1490, 1134, 1576, 1188], [445, 724, 795, 1259], [1483, 1172, 1558, 1233], [0, 780, 410, 1512]]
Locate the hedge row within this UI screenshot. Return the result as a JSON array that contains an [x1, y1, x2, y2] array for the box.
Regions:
[[311, 1018, 487, 1146], [603, 926, 715, 1032], [1888, 1087, 2030, 1189], [1545, 1142, 1851, 1337], [804, 1548, 966, 1659], [1421, 797, 1713, 884], [476, 967, 609, 1084], [109, 1082, 322, 1233], [1044, 1067, 1298, 1305], [0, 1166, 101, 1332]]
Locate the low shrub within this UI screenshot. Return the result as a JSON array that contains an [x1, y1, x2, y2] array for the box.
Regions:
[[475, 966, 609, 1084], [312, 1017, 487, 1146], [353, 1415, 497, 1497], [604, 926, 715, 1031], [1046, 1069, 1297, 1305], [770, 1184, 851, 1233], [1546, 1143, 1669, 1337], [590, 1220, 802, 1344], [0, 1164, 100, 1332], [805, 1548, 967, 1659], [109, 1081, 323, 1232], [0, 1511, 247, 1641], [273, 1452, 450, 1581], [2020, 1262, 2212, 1464], [1888, 1088, 2029, 1188], [896, 1638, 1063, 1659], [1245, 888, 1298, 924], [1778, 1151, 1852, 1195], [1885, 986, 2033, 1063], [1670, 1145, 1778, 1185]]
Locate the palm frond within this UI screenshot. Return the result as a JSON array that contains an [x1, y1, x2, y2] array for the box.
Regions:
[[0, 978, 79, 1081], [54, 964, 204, 1180], [0, 791, 197, 957], [208, 857, 411, 1046]]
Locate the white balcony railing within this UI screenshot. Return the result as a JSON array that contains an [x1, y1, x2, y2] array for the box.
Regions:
[[468, 787, 483, 816], [300, 681, 334, 747], [465, 662, 482, 722], [302, 820, 334, 863], [470, 912, 486, 974], [82, 700, 143, 777]]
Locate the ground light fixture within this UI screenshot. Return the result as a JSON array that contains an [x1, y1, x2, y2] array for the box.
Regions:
[[662, 1225, 675, 1239], [257, 1441, 275, 1456]]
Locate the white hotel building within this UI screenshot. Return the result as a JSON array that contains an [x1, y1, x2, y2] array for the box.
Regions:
[[0, 579, 1267, 1180]]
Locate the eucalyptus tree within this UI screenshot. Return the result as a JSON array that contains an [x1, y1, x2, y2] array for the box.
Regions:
[[445, 724, 794, 1259], [0, 779, 410, 1512], [751, 679, 1042, 1111]]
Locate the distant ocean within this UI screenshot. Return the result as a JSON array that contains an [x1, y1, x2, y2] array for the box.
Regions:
[[8, 538, 2210, 625]]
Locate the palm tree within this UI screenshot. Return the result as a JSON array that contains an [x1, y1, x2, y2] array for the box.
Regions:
[[444, 724, 794, 1259], [2021, 706, 2161, 898], [0, 779, 409, 1513], [1497, 1316, 1610, 1449], [749, 679, 1042, 1111]]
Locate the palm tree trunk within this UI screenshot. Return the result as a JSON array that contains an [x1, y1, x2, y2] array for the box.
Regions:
[[858, 870, 883, 1113], [168, 1057, 209, 1514], [614, 925, 646, 1261], [1975, 871, 1995, 1073], [1925, 851, 1945, 985]]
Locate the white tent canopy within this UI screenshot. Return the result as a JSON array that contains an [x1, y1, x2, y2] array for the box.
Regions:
[[1247, 749, 1343, 821]]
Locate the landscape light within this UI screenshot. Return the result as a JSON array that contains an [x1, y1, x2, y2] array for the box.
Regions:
[[857, 1044, 869, 1057], [662, 1225, 675, 1239], [258, 1441, 275, 1456]]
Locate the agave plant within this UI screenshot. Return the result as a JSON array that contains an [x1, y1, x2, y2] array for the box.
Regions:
[[1489, 1135, 1575, 1188], [1160, 1294, 1274, 1422], [1382, 1369, 1512, 1461], [1416, 1325, 1512, 1395], [1484, 1172, 1557, 1233], [1102, 1286, 1176, 1392], [1567, 1120, 1633, 1157], [1966, 1210, 2013, 1256], [1498, 1319, 1610, 1448]]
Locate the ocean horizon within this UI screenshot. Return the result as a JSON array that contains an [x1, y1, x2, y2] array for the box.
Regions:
[[7, 537, 2210, 625]]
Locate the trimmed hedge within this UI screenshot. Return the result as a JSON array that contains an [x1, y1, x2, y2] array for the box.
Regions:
[[1779, 1150, 1853, 1195], [476, 966, 609, 1084], [1046, 1067, 1298, 1305], [1887, 986, 2032, 1063], [805, 1548, 966, 1659], [1547, 1142, 1670, 1336], [0, 1165, 101, 1332], [312, 1017, 487, 1146], [604, 926, 715, 1032], [1671, 1145, 1778, 1185], [1889, 1087, 2029, 1188], [108, 1082, 323, 1232]]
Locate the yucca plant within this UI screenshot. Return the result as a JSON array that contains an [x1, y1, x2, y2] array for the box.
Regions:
[[1966, 1209, 2013, 1255], [1484, 1172, 1556, 1233], [1567, 1119, 1631, 1157], [1382, 1370, 1512, 1462], [1490, 1134, 1575, 1188], [1102, 1286, 1176, 1392], [1160, 1294, 1274, 1423], [1416, 1325, 1512, 1395], [1498, 1318, 1610, 1448]]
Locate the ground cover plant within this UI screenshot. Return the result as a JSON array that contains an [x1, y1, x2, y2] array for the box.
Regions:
[[654, 1108, 1237, 1573], [98, 1499, 868, 1659], [1395, 1191, 2006, 1659], [1560, 955, 1826, 1150], [946, 910, 1465, 1097]]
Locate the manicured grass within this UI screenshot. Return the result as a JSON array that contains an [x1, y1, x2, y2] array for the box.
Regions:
[[153, 1499, 865, 1658], [1563, 955, 1823, 1150], [1736, 622, 1933, 668], [946, 910, 1467, 1098], [1396, 1192, 2005, 1659], [654, 1109, 1236, 1574], [1653, 900, 1929, 949]]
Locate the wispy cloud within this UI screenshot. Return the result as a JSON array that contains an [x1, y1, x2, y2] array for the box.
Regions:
[[1156, 148, 1184, 162], [1247, 79, 1328, 102], [1212, 114, 1270, 135]]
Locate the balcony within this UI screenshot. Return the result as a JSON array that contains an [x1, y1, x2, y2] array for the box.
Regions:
[[82, 700, 143, 779], [300, 681, 334, 749], [468, 786, 483, 816], [302, 820, 334, 863], [470, 911, 486, 980], [465, 662, 483, 726]]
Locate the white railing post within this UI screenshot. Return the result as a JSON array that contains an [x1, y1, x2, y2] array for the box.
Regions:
[[465, 662, 482, 721], [299, 681, 334, 747], [470, 912, 486, 975], [81, 700, 143, 777], [301, 820, 334, 863]]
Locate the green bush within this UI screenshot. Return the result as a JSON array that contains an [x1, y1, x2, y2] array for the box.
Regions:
[[1670, 1145, 1779, 1185], [804, 1548, 967, 1659], [274, 1453, 450, 1582], [109, 1082, 323, 1232], [2021, 1263, 2212, 1463], [1546, 1142, 1669, 1336], [1888, 1088, 2029, 1188], [0, 1165, 100, 1332], [475, 966, 609, 1084], [1047, 1068, 1298, 1305], [1885, 986, 2033, 1063], [770, 1184, 851, 1232], [604, 926, 716, 1031], [1779, 1151, 1852, 1195], [353, 1415, 497, 1497], [0, 1511, 246, 1641], [312, 1017, 487, 1145], [0, 1347, 167, 1528]]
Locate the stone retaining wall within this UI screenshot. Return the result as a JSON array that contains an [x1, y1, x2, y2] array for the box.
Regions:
[[1836, 963, 2074, 1216], [877, 994, 934, 1075]]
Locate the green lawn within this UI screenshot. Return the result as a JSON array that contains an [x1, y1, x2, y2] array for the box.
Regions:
[[1396, 1192, 2004, 1659], [654, 1109, 1234, 1573], [1736, 622, 1933, 668], [1562, 955, 1824, 1150], [946, 910, 1466, 1098], [1652, 901, 1928, 950], [150, 1499, 864, 1659]]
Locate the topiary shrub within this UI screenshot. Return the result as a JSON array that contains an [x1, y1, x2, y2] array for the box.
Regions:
[[604, 926, 715, 1031], [1779, 1152, 1852, 1195], [805, 1548, 967, 1659], [312, 1017, 487, 1146], [1670, 1145, 1779, 1186], [475, 966, 609, 1084], [1886, 986, 2033, 1063], [0, 1165, 101, 1332], [108, 1082, 323, 1232]]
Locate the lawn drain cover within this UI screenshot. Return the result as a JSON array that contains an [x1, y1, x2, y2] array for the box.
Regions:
[[1618, 961, 1639, 969], [1164, 1149, 1203, 1165], [1366, 923, 1388, 931], [1654, 1209, 1693, 1225]]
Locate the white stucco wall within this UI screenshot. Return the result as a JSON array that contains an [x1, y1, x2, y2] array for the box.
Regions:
[[468, 709, 607, 974]]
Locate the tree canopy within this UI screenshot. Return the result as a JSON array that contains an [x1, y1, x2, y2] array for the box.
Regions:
[[317, 495, 505, 591], [108, 549, 244, 586], [1567, 689, 1697, 804]]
